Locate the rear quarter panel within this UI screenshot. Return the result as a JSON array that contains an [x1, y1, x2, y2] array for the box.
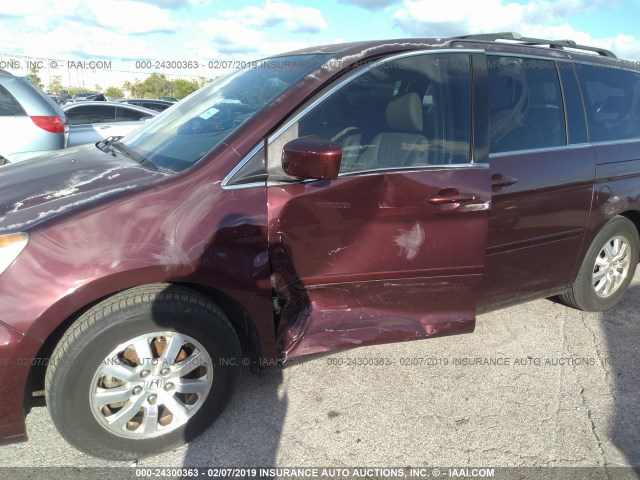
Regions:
[[576, 140, 640, 266]]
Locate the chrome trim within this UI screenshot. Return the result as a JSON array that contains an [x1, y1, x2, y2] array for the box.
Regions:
[[260, 163, 490, 188], [589, 137, 640, 147], [489, 144, 591, 158], [223, 181, 266, 190], [487, 52, 640, 74], [268, 49, 483, 144], [220, 142, 265, 190], [338, 163, 489, 177], [486, 52, 573, 63]]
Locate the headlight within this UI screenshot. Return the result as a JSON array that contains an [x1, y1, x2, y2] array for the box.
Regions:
[[0, 233, 29, 275]]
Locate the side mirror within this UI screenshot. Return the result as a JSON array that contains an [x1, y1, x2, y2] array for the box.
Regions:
[[282, 137, 342, 180]]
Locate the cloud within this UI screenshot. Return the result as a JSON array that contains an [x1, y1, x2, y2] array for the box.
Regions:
[[136, 0, 214, 8], [0, 0, 178, 35], [85, 0, 179, 34], [391, 0, 640, 59], [338, 0, 401, 10], [221, 1, 328, 34], [196, 1, 327, 57], [136, 0, 191, 8]]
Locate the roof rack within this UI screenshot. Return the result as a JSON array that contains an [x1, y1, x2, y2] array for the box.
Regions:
[[450, 32, 617, 58]]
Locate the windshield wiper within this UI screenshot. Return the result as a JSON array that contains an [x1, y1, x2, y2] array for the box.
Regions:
[[96, 136, 123, 152], [109, 141, 159, 171]]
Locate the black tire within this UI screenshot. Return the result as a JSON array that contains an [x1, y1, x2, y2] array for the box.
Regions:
[[559, 216, 639, 311], [45, 283, 241, 460]]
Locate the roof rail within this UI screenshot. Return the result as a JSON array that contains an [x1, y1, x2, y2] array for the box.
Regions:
[[450, 32, 617, 58]]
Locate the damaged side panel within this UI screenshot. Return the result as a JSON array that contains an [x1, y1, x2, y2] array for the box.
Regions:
[[268, 169, 491, 358]]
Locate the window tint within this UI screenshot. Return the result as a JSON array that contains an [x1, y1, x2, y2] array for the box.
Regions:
[[488, 56, 567, 153], [125, 100, 169, 112], [576, 64, 640, 142], [66, 105, 116, 125], [269, 53, 472, 177], [116, 106, 152, 121], [0, 85, 25, 116], [142, 102, 170, 112]]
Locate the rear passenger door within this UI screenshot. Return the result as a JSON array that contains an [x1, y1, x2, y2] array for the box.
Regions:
[[478, 55, 595, 307], [265, 52, 492, 357]]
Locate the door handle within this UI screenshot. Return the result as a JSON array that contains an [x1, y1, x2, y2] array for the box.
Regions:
[[427, 189, 477, 205], [491, 174, 518, 191]]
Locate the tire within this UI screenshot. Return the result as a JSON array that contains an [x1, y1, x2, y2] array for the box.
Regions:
[[559, 216, 639, 311], [45, 283, 241, 460]]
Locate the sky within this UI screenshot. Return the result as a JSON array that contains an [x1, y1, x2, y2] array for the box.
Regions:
[[1, 0, 639, 89]]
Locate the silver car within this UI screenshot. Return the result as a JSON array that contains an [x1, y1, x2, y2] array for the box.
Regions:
[[63, 101, 157, 147], [0, 69, 68, 164]]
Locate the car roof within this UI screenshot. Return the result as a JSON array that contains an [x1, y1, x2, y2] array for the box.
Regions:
[[0, 73, 63, 116], [275, 33, 632, 70], [62, 101, 158, 115]]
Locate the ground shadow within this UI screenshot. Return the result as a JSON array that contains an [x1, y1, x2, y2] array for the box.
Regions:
[[602, 284, 640, 471], [180, 367, 285, 467]]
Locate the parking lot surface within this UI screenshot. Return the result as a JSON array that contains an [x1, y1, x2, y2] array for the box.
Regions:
[[1, 273, 638, 472]]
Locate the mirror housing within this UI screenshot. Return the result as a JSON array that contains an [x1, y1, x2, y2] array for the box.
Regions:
[[282, 137, 342, 180]]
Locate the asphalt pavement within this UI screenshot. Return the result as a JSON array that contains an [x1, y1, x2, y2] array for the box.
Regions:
[[1, 273, 638, 473]]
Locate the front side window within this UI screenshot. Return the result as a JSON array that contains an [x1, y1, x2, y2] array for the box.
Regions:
[[576, 64, 640, 142], [488, 56, 567, 154], [267, 52, 472, 179]]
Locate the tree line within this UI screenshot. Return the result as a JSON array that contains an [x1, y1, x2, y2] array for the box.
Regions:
[[34, 69, 213, 100]]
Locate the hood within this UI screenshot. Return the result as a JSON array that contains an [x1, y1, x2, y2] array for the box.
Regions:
[[0, 144, 168, 234]]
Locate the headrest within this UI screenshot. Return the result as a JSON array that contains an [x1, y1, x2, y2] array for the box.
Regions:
[[385, 92, 423, 133]]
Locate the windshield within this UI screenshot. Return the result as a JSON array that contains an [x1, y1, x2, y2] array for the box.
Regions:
[[120, 54, 331, 172]]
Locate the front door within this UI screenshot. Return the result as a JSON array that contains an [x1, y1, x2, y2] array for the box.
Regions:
[[267, 52, 492, 357]]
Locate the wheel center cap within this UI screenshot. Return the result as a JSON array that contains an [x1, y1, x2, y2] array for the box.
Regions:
[[145, 378, 164, 391]]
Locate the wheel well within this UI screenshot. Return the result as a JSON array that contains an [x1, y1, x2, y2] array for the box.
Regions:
[[174, 282, 262, 367], [619, 210, 640, 261], [26, 282, 262, 398]]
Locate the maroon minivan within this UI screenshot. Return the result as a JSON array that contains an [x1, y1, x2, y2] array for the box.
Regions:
[[1, 33, 639, 459]]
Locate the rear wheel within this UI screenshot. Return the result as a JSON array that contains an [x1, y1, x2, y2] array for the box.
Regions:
[[45, 284, 241, 460], [559, 216, 639, 311]]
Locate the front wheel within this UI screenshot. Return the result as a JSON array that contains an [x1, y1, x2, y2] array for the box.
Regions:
[[45, 284, 241, 460], [559, 216, 639, 311]]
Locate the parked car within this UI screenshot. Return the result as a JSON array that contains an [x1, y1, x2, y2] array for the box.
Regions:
[[113, 98, 174, 112], [1, 33, 640, 460], [56, 92, 72, 103], [48, 95, 62, 105], [62, 101, 157, 146], [158, 96, 178, 103], [0, 69, 68, 164], [73, 91, 103, 100], [63, 91, 107, 105]]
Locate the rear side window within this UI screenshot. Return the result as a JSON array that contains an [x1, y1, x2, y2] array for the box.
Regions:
[[116, 106, 152, 121], [66, 105, 116, 125], [0, 84, 25, 116], [488, 56, 567, 154], [576, 64, 640, 142], [141, 102, 169, 112]]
